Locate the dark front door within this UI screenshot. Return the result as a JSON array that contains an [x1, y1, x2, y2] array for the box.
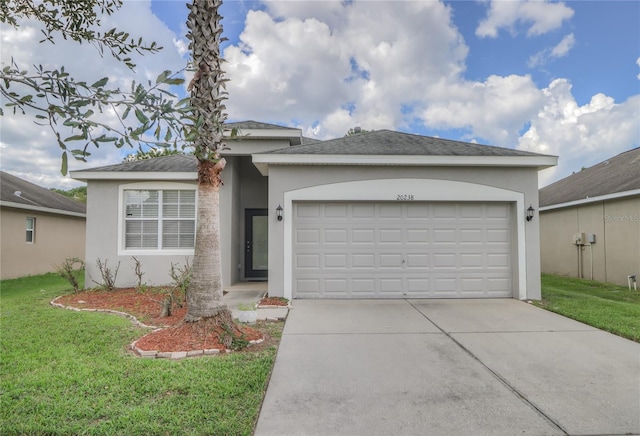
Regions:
[[245, 209, 268, 279]]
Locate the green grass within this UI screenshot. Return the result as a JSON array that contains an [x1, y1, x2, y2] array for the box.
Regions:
[[536, 274, 640, 342], [1, 273, 281, 435]]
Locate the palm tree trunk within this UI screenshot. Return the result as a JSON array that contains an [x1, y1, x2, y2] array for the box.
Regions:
[[184, 0, 230, 321], [185, 160, 227, 321]]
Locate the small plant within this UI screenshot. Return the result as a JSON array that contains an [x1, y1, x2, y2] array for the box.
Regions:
[[154, 260, 192, 317], [169, 259, 191, 299], [54, 257, 84, 293], [220, 324, 249, 351], [237, 303, 256, 311], [132, 256, 145, 289], [92, 258, 120, 291]]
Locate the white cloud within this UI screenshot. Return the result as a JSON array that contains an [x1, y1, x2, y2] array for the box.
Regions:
[[518, 79, 640, 186], [528, 33, 575, 68], [476, 0, 574, 38], [551, 33, 575, 58], [422, 74, 544, 146], [637, 57, 640, 79], [224, 1, 468, 138], [1, 0, 637, 192], [0, 0, 187, 189]]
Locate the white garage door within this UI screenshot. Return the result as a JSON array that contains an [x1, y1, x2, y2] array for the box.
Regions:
[[292, 202, 513, 298]]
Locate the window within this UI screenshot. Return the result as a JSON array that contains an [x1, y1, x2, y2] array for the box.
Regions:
[[26, 217, 35, 243], [124, 189, 195, 250]]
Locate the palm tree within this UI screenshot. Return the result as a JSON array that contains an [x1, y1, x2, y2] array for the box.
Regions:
[[184, 0, 231, 322]]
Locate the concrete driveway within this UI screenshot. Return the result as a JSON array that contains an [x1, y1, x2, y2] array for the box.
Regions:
[[255, 299, 640, 436]]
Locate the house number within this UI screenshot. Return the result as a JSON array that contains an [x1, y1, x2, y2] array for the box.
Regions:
[[396, 194, 415, 201]]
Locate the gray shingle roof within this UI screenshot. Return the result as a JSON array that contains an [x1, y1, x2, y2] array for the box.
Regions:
[[82, 154, 197, 173], [540, 148, 640, 207], [226, 120, 299, 130], [267, 130, 547, 157], [0, 171, 86, 214], [301, 136, 321, 145]]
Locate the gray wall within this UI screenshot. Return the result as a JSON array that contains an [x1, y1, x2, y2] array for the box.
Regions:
[[220, 157, 241, 285], [265, 165, 542, 300], [85, 180, 196, 287], [540, 196, 640, 286], [219, 156, 268, 284]]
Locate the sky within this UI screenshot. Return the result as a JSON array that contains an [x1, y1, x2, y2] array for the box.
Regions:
[[1, 0, 639, 190]]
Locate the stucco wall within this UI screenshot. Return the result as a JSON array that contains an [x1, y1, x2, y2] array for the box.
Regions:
[[85, 161, 269, 288], [85, 180, 196, 287], [219, 156, 268, 283], [541, 196, 640, 286], [220, 157, 241, 285], [1, 207, 85, 279], [265, 165, 542, 300]]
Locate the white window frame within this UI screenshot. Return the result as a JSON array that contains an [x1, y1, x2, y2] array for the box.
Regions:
[[118, 182, 197, 256], [26, 217, 35, 243]]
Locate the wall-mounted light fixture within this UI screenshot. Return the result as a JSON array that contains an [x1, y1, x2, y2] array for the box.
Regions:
[[276, 204, 283, 221], [526, 205, 535, 222]]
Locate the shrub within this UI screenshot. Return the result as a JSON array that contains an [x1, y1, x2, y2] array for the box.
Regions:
[[92, 258, 120, 291], [54, 258, 85, 293]]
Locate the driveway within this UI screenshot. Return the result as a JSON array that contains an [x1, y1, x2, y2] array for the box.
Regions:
[[255, 299, 640, 436]]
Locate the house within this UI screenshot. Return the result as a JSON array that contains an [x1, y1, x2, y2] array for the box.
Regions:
[[0, 171, 86, 279], [71, 121, 557, 300], [539, 148, 640, 286]]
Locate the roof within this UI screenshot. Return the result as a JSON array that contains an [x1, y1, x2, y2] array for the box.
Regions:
[[268, 130, 545, 157], [540, 147, 640, 208], [79, 154, 197, 173], [226, 120, 299, 130], [253, 130, 557, 175], [0, 171, 86, 217]]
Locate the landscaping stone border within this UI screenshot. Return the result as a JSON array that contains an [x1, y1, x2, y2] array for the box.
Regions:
[[129, 336, 265, 360], [50, 295, 266, 360], [50, 295, 159, 329]]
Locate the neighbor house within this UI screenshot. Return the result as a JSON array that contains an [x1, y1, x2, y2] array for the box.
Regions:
[[71, 121, 557, 300], [0, 171, 86, 279], [539, 148, 640, 286]]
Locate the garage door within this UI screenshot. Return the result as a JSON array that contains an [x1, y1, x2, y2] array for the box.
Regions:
[[292, 202, 513, 298]]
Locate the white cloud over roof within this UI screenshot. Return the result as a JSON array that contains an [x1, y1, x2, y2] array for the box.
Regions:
[[1, 0, 637, 190]]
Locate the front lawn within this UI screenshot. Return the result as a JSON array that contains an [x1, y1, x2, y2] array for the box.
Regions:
[[536, 274, 640, 342], [0, 273, 281, 435]]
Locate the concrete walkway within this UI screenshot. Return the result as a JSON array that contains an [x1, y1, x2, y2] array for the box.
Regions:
[[223, 282, 289, 321], [255, 299, 640, 436]]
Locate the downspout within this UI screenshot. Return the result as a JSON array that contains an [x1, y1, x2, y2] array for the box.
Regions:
[[590, 243, 594, 280]]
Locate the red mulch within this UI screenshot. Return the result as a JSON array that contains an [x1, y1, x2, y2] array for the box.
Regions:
[[55, 288, 264, 354], [258, 297, 289, 307]]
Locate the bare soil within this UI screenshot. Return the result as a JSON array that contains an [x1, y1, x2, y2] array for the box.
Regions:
[[56, 288, 267, 353]]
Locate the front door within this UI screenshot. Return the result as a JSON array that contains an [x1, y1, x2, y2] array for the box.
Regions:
[[245, 209, 268, 279]]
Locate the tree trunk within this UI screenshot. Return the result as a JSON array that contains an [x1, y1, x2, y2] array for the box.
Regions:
[[184, 0, 230, 321], [185, 160, 227, 321]]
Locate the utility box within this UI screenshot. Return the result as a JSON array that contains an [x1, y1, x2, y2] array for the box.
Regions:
[[587, 233, 596, 244], [573, 233, 586, 245]]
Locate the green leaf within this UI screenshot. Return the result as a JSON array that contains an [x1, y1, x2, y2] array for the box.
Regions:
[[61, 152, 68, 176], [95, 136, 117, 143], [91, 77, 109, 88], [155, 70, 169, 84], [134, 109, 149, 124]]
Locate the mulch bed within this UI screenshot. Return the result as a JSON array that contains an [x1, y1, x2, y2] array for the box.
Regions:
[[55, 288, 265, 354], [258, 296, 289, 307]]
